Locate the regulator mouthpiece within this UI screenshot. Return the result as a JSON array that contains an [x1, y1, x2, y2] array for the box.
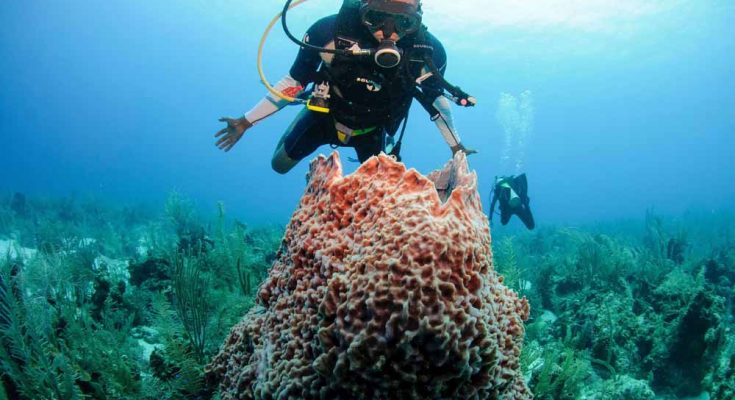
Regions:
[[374, 40, 402, 68]]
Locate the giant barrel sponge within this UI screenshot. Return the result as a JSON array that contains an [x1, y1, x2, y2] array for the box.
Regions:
[[207, 152, 531, 399]]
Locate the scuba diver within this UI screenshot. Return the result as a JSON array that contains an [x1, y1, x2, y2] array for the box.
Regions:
[[215, 0, 477, 174], [489, 174, 535, 230]]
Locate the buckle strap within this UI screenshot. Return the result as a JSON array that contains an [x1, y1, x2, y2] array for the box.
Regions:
[[335, 121, 377, 144]]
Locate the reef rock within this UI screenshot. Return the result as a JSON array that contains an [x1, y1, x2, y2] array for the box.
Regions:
[[207, 152, 531, 399]]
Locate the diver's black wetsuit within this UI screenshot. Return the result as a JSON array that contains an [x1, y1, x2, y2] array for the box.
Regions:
[[490, 174, 536, 230], [280, 12, 447, 162]]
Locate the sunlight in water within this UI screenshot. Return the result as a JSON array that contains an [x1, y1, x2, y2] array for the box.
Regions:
[[422, 0, 683, 31]]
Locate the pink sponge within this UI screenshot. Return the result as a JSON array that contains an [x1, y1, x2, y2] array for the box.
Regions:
[[207, 152, 531, 399]]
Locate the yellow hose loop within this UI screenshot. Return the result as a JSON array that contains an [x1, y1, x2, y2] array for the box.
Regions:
[[257, 0, 309, 103]]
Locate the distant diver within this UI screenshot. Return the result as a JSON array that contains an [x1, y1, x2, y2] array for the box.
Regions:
[[489, 174, 535, 230], [214, 0, 478, 173]]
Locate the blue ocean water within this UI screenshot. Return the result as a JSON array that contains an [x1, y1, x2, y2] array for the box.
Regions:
[[0, 0, 733, 226]]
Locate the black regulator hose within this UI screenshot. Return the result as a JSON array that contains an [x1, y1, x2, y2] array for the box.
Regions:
[[411, 27, 476, 107], [422, 54, 476, 107], [281, 0, 360, 56]]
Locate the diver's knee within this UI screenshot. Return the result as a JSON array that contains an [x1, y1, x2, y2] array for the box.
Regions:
[[271, 150, 298, 175], [271, 160, 292, 175]]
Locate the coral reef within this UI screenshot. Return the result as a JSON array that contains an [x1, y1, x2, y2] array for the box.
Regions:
[[207, 152, 531, 399], [580, 375, 656, 400], [705, 334, 735, 400], [504, 213, 735, 399], [0, 192, 279, 400], [129, 257, 171, 291], [1, 177, 733, 399]]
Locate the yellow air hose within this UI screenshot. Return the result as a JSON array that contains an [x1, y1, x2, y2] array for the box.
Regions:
[[257, 0, 309, 104]]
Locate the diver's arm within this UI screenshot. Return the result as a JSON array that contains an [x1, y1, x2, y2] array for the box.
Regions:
[[215, 75, 305, 152], [244, 74, 304, 125], [432, 96, 477, 155], [216, 16, 334, 152], [246, 15, 334, 124], [417, 34, 476, 156], [489, 190, 499, 223]]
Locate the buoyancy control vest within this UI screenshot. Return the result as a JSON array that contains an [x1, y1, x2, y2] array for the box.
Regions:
[[320, 0, 435, 132]]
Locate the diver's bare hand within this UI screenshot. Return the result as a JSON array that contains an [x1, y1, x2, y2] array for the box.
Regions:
[[215, 117, 253, 152], [451, 143, 478, 156]]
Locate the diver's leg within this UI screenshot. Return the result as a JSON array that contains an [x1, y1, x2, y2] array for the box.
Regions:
[[517, 205, 536, 230], [500, 208, 512, 225], [517, 194, 536, 229], [516, 175, 535, 229], [271, 108, 330, 174], [498, 188, 512, 225], [515, 174, 528, 197], [271, 137, 299, 174]]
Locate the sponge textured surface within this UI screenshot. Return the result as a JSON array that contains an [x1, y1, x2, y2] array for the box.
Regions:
[[208, 152, 531, 399]]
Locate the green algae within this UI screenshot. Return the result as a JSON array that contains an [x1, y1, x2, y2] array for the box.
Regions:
[[0, 193, 733, 399]]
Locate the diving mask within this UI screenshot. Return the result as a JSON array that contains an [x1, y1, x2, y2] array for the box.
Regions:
[[360, 0, 422, 36]]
